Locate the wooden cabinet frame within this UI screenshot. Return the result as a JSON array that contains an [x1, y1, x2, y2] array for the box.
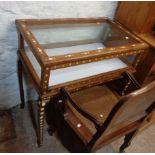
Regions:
[[15, 18, 149, 146]]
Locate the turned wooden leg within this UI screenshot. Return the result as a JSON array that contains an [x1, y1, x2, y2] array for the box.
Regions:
[[17, 58, 25, 109], [119, 130, 136, 153], [37, 100, 47, 147]]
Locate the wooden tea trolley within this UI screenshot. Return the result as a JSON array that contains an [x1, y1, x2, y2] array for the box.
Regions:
[[15, 18, 148, 146]]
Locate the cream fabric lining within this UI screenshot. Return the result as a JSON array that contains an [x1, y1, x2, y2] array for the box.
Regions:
[[25, 43, 128, 87]]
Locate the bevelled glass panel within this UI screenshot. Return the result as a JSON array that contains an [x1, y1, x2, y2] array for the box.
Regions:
[[28, 22, 138, 57]]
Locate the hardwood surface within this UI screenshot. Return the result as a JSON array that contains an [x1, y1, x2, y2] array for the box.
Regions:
[[135, 34, 155, 129], [115, 2, 155, 86], [137, 33, 155, 85], [115, 2, 155, 34], [115, 1, 155, 132], [139, 33, 155, 48]]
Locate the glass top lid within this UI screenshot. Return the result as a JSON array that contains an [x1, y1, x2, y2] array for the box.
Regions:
[[28, 22, 138, 57]]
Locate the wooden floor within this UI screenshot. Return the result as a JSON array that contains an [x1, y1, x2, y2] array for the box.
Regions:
[[0, 103, 155, 153]]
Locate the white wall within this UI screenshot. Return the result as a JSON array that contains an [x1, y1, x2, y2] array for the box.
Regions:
[[0, 1, 118, 109]]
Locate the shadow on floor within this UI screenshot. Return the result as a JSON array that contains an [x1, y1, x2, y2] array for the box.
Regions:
[[0, 102, 154, 153]]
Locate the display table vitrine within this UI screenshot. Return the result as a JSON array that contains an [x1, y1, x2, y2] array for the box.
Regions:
[[15, 18, 148, 146]]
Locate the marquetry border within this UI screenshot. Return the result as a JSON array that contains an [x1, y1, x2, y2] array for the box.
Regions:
[[47, 49, 145, 70], [16, 18, 149, 67]]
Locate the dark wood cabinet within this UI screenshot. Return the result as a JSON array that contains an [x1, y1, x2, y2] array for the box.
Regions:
[[115, 1, 155, 130], [137, 34, 155, 85], [115, 2, 155, 34], [115, 1, 155, 86]]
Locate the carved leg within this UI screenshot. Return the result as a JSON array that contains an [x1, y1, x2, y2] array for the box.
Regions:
[[37, 100, 47, 147], [17, 59, 25, 109], [119, 130, 136, 153]]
